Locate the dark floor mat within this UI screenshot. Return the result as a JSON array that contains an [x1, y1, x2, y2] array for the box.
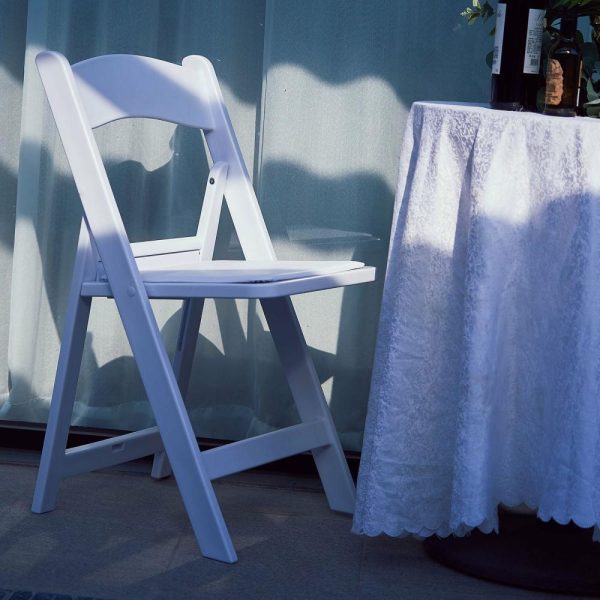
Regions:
[[0, 592, 110, 600]]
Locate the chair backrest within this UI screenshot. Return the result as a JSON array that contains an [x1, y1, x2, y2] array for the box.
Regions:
[[72, 54, 215, 130], [35, 51, 276, 289]]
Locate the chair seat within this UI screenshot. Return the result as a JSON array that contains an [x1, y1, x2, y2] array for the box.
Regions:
[[141, 259, 365, 282], [82, 260, 376, 299]]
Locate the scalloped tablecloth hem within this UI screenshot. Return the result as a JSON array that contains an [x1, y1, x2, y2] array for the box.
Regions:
[[353, 510, 600, 542]]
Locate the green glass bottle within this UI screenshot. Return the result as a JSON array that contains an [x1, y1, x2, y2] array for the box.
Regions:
[[544, 13, 583, 117]]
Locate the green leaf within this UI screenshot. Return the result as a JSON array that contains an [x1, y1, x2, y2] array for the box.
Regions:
[[460, 1, 496, 25]]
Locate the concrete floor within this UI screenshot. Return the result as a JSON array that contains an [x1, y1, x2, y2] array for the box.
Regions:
[[0, 449, 592, 600]]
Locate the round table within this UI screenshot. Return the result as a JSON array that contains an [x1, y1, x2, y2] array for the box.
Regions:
[[353, 102, 600, 593]]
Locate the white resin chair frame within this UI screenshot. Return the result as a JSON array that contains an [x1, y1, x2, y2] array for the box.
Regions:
[[31, 51, 375, 563]]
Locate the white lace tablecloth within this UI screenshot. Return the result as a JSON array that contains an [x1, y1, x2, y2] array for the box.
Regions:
[[353, 102, 600, 540]]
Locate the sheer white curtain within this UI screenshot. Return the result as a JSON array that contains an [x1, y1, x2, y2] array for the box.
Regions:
[[0, 0, 490, 451]]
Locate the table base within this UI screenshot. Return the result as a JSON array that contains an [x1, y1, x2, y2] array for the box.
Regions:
[[423, 513, 600, 596]]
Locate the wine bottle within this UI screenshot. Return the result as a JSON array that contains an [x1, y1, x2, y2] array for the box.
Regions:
[[491, 0, 547, 111], [543, 13, 583, 117]]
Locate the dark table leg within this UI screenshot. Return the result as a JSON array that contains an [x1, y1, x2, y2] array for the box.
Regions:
[[423, 513, 600, 596]]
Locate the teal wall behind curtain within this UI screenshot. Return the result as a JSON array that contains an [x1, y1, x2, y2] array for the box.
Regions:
[[0, 0, 490, 451]]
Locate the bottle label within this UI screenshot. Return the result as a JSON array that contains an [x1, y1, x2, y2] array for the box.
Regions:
[[523, 8, 545, 74], [545, 59, 564, 105], [492, 3, 507, 75]]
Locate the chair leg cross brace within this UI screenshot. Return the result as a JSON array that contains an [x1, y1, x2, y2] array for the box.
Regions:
[[61, 427, 163, 478], [57, 419, 330, 481]]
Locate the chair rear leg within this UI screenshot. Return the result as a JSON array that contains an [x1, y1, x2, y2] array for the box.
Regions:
[[261, 296, 356, 514], [151, 298, 205, 479], [32, 293, 91, 513]]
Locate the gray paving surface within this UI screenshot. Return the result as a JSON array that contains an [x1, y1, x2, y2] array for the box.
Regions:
[[0, 449, 591, 599]]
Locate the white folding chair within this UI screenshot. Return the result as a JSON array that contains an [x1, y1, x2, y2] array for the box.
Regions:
[[31, 51, 375, 563]]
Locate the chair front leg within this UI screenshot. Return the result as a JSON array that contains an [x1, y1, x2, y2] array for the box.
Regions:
[[118, 289, 235, 562]]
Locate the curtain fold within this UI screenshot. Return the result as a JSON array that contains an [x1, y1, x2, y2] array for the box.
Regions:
[[0, 0, 28, 406], [0, 0, 489, 451]]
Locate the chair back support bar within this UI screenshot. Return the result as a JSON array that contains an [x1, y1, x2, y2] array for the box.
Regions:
[[37, 51, 143, 305], [72, 54, 216, 130]]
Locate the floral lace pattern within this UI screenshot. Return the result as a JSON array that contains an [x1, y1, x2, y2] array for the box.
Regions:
[[353, 102, 600, 540]]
